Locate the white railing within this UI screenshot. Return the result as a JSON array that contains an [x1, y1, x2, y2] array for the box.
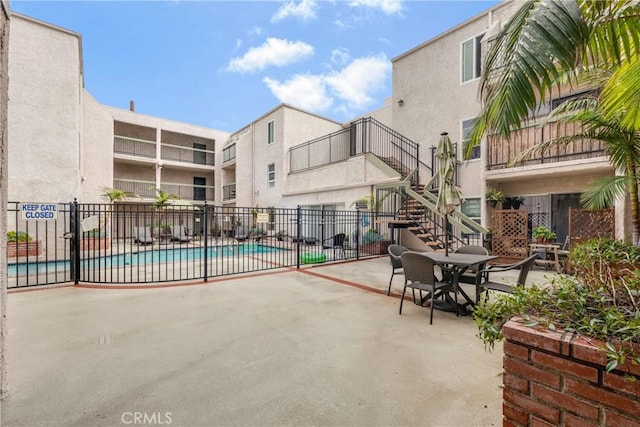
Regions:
[[113, 179, 214, 201], [161, 143, 215, 166], [223, 183, 236, 201], [223, 144, 236, 163], [114, 136, 156, 158]]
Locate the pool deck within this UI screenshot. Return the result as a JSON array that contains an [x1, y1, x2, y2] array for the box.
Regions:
[[2, 257, 558, 426]]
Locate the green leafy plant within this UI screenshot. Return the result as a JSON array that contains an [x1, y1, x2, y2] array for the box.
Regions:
[[83, 229, 106, 238], [485, 187, 505, 203], [532, 226, 550, 239], [7, 231, 33, 243], [363, 228, 382, 244], [474, 238, 640, 373]]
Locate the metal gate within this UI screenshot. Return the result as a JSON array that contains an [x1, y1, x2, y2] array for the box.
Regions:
[[7, 201, 387, 288]]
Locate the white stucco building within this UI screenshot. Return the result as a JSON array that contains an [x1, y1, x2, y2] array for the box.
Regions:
[[5, 1, 629, 245]]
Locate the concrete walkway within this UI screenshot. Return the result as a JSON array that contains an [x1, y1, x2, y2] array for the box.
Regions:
[[1, 257, 558, 427]]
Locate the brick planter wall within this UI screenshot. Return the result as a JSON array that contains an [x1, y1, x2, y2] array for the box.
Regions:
[[7, 241, 42, 257], [502, 320, 640, 426]]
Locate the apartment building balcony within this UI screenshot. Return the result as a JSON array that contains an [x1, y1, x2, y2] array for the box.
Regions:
[[114, 135, 215, 169], [114, 178, 214, 202], [487, 120, 607, 172], [222, 183, 236, 202], [222, 143, 236, 168]]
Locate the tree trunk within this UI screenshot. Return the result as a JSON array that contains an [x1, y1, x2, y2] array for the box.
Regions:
[[626, 156, 639, 246]]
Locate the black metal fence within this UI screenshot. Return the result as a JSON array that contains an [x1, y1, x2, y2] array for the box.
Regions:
[[7, 201, 396, 288]]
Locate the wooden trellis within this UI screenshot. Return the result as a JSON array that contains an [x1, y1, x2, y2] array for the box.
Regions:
[[491, 209, 529, 262], [569, 207, 615, 244]]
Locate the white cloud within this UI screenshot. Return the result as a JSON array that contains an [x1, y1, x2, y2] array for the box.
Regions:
[[263, 75, 333, 112], [271, 0, 319, 23], [226, 38, 314, 73], [348, 0, 403, 15], [325, 53, 390, 109], [263, 53, 390, 114], [330, 48, 350, 66], [248, 26, 263, 38]]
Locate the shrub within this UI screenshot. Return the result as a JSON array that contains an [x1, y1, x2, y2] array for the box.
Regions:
[[7, 231, 33, 243], [474, 238, 640, 372]]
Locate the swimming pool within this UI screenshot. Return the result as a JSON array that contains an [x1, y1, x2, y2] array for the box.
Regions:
[[8, 243, 283, 277]]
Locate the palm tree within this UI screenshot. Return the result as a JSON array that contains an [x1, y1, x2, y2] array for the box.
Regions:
[[513, 96, 640, 244], [151, 188, 180, 208], [100, 186, 137, 203], [468, 0, 640, 242]]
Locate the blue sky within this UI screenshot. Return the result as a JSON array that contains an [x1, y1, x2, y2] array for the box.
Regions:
[[11, 0, 500, 132]]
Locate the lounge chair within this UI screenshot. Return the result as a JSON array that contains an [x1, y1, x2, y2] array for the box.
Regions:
[[133, 226, 153, 245], [170, 225, 191, 242], [234, 226, 250, 242]]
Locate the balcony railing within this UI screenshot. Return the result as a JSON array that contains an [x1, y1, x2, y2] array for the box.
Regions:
[[487, 121, 606, 170], [223, 144, 236, 163], [114, 136, 156, 158], [288, 117, 421, 185], [223, 183, 236, 201], [161, 143, 215, 166], [113, 179, 214, 201], [114, 136, 215, 167]]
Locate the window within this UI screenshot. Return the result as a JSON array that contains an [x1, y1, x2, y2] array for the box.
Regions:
[[461, 34, 483, 83], [267, 163, 275, 187], [462, 118, 481, 160], [267, 120, 275, 144], [461, 198, 481, 225], [193, 143, 207, 165], [193, 177, 206, 201]]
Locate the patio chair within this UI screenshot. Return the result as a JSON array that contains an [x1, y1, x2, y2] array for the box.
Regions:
[[476, 254, 538, 303], [170, 225, 191, 242], [454, 245, 490, 285], [400, 251, 450, 325], [387, 244, 408, 295], [133, 226, 153, 245], [234, 226, 250, 242], [322, 233, 346, 259]]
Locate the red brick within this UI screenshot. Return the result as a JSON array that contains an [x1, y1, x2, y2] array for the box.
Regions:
[[503, 420, 519, 427], [531, 350, 598, 382], [564, 413, 599, 427], [571, 336, 608, 366], [504, 388, 561, 424], [504, 320, 562, 353], [505, 341, 529, 360], [603, 371, 640, 398], [504, 357, 561, 389], [532, 383, 599, 420], [566, 377, 640, 417], [605, 409, 640, 427], [531, 416, 554, 427], [504, 373, 529, 394], [504, 402, 528, 425]]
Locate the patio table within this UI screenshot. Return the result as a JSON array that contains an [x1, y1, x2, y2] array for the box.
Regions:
[[420, 252, 498, 315]]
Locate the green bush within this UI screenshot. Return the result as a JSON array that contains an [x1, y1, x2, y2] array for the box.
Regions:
[[474, 238, 640, 372], [7, 231, 33, 243]]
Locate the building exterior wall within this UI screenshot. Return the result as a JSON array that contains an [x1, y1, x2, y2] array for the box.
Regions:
[[7, 14, 83, 202], [0, 0, 9, 400], [81, 90, 113, 203]]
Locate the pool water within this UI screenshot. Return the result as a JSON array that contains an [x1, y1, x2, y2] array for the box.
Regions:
[[8, 243, 281, 277]]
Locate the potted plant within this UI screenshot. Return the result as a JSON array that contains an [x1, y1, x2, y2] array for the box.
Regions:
[[504, 196, 524, 210], [7, 231, 42, 257], [473, 238, 640, 424], [485, 187, 505, 208], [532, 225, 550, 243], [544, 230, 557, 244]]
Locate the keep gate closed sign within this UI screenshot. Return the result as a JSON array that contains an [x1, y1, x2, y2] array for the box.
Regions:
[[20, 203, 58, 220]]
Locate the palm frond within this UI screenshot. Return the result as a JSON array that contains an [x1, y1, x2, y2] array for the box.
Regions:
[[470, 0, 589, 147], [580, 175, 636, 209], [601, 57, 640, 130]]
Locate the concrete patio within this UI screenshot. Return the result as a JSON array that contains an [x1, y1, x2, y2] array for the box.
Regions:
[[1, 257, 557, 426]]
